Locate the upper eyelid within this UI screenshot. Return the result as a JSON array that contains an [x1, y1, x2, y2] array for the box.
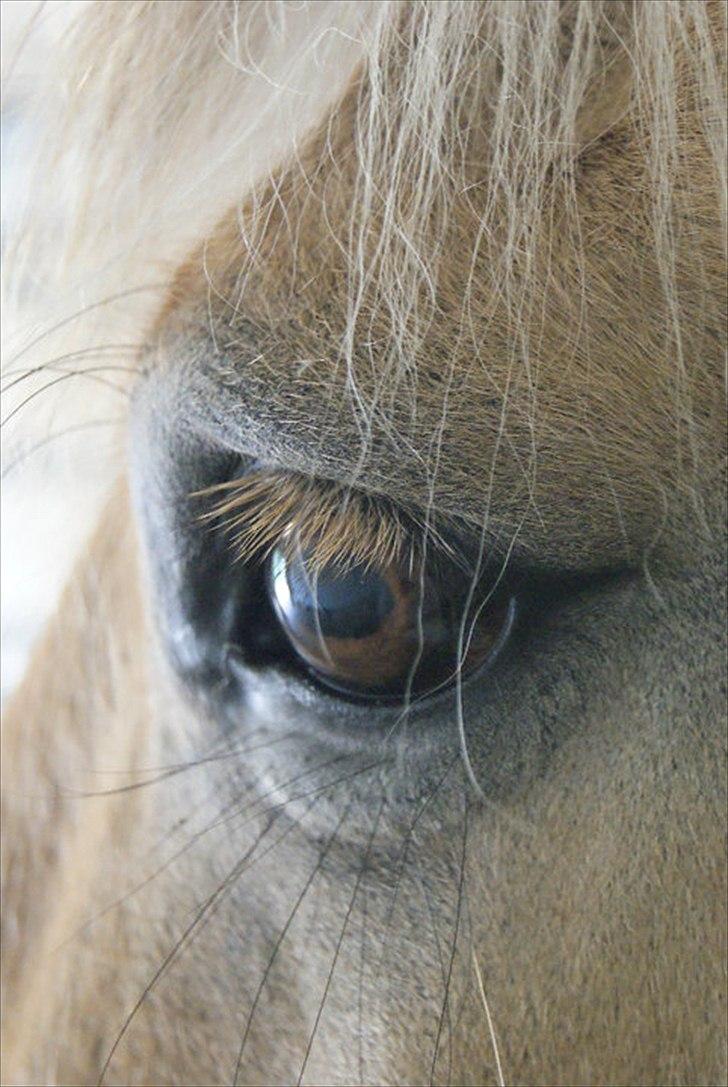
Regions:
[[191, 465, 615, 587], [193, 467, 468, 574]]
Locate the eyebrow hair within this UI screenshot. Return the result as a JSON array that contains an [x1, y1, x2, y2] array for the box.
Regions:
[[195, 468, 459, 574]]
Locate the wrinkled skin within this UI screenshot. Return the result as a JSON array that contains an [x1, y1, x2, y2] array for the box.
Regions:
[[2, 10, 726, 1087]]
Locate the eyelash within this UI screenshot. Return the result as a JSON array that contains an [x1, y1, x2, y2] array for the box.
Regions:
[[186, 462, 621, 720], [196, 466, 462, 578], [192, 467, 524, 706]]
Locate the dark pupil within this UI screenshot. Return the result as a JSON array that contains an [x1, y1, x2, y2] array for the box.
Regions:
[[279, 552, 395, 639], [266, 543, 510, 702]]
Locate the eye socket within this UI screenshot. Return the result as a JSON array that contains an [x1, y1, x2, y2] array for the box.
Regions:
[[266, 542, 514, 702]]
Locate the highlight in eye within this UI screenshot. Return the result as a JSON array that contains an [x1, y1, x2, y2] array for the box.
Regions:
[[267, 543, 513, 701], [198, 468, 514, 702]]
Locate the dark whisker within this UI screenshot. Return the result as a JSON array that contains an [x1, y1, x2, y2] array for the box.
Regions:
[[448, 880, 477, 1071], [224, 757, 388, 846], [1, 418, 123, 480], [65, 755, 387, 953], [2, 345, 142, 389], [296, 795, 386, 1087], [212, 752, 356, 837], [151, 749, 381, 866], [67, 779, 307, 958], [2, 369, 132, 428], [231, 800, 354, 1085], [69, 732, 300, 797], [95, 807, 285, 1086], [428, 796, 469, 1087], [5, 284, 163, 368], [414, 854, 454, 1082], [96, 756, 388, 1084], [145, 748, 382, 876], [357, 875, 369, 1086], [373, 757, 458, 990]]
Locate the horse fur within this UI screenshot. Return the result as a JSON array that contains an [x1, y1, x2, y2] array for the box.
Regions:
[[2, 3, 726, 1084]]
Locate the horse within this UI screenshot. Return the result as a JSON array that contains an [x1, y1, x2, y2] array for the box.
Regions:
[[2, 2, 726, 1084]]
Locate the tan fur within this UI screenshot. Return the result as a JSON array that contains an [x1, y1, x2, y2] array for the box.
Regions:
[[2, 3, 726, 1085]]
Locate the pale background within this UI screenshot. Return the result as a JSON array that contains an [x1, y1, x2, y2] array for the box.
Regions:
[[1, 0, 369, 700], [2, 1, 118, 699]]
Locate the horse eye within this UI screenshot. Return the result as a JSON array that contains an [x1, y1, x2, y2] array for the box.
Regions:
[[266, 544, 514, 701]]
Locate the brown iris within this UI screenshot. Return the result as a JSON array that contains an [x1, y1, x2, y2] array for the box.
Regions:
[[267, 544, 513, 701]]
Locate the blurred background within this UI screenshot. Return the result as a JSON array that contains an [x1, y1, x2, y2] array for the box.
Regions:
[[2, 1, 122, 699], [1, 0, 370, 701]]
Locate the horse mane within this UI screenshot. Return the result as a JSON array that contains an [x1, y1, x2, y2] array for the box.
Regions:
[[2, 1, 724, 618], [5, 1, 725, 366]]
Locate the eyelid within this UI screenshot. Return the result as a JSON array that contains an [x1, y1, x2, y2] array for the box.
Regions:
[[194, 466, 465, 575]]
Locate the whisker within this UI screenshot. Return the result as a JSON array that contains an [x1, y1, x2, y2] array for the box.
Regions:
[[217, 753, 361, 835], [429, 796, 468, 1087], [414, 855, 454, 1082], [296, 795, 386, 1086], [96, 754, 388, 1084], [448, 880, 476, 1084], [232, 800, 354, 1085], [4, 284, 163, 368], [0, 418, 123, 480], [2, 345, 142, 388], [472, 948, 507, 1087], [95, 807, 286, 1086], [1, 369, 131, 428], [148, 748, 384, 870], [374, 757, 458, 975], [207, 751, 389, 856], [65, 755, 387, 951], [69, 732, 300, 797], [357, 875, 369, 1086]]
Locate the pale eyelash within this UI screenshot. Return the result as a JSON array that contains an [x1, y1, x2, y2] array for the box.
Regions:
[[195, 468, 458, 575]]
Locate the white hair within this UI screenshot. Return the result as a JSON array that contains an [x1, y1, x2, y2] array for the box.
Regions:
[[5, 1, 725, 340], [2, 1, 725, 558]]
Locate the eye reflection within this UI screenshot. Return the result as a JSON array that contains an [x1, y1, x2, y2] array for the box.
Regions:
[[267, 544, 513, 701]]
